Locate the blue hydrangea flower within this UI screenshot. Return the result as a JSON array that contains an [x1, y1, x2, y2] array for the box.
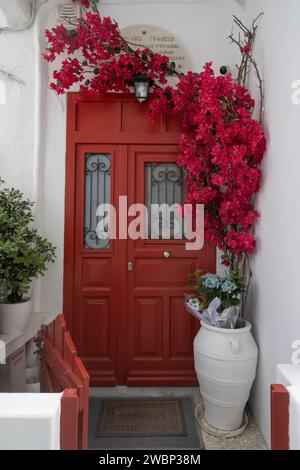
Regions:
[[202, 274, 222, 289], [221, 280, 237, 294], [188, 297, 201, 311]]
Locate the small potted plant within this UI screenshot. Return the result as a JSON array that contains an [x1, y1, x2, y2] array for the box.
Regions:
[[186, 269, 245, 328], [0, 179, 56, 334], [186, 270, 258, 433]]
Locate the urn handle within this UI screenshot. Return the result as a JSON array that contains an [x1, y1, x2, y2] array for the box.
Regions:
[[230, 339, 240, 355]]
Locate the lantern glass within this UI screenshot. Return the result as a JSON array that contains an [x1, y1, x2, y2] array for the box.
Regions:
[[133, 75, 151, 102]]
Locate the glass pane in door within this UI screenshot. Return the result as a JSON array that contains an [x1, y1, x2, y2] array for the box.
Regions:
[[145, 163, 186, 239], [84, 153, 111, 249]]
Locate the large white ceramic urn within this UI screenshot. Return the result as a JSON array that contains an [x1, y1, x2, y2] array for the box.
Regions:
[[194, 320, 258, 431]]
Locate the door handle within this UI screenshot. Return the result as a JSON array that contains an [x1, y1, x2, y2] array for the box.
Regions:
[[128, 262, 133, 271], [163, 251, 171, 258]]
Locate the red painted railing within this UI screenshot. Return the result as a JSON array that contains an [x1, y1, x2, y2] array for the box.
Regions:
[[270, 384, 289, 450], [38, 314, 89, 450]]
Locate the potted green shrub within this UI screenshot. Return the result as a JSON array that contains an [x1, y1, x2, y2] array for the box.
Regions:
[[0, 179, 56, 334]]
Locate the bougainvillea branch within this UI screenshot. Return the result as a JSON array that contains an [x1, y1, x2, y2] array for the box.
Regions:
[[44, 0, 266, 311], [229, 12, 264, 124], [44, 1, 182, 94]]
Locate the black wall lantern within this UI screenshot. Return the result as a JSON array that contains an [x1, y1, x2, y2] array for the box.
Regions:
[[220, 65, 232, 76], [132, 75, 152, 102]]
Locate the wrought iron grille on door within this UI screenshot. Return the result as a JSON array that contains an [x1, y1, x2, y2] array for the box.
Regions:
[[145, 162, 186, 239], [84, 153, 111, 249]]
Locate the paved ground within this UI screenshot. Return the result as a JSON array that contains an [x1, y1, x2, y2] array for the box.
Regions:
[[90, 386, 267, 450]]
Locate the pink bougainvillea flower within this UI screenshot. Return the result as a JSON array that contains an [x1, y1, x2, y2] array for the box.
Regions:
[[240, 44, 252, 54], [221, 259, 231, 267], [72, 0, 92, 8], [44, 8, 266, 262]]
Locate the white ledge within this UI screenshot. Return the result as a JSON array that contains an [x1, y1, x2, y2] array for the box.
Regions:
[[276, 364, 300, 387], [0, 312, 58, 358]]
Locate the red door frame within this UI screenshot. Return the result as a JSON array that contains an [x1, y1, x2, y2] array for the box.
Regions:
[[64, 93, 216, 385]]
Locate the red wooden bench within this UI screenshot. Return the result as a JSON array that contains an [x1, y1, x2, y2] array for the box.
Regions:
[[38, 314, 89, 450]]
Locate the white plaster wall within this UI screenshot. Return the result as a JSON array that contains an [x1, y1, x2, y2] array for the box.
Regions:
[[0, 30, 34, 194], [1, 0, 298, 448], [242, 0, 300, 447], [0, 0, 32, 27], [0, 0, 242, 315]]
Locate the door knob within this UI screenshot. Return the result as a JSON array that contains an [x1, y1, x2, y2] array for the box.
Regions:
[[163, 251, 171, 258], [128, 262, 133, 271]]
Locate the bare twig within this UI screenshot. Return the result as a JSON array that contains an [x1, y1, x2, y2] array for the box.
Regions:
[[239, 254, 252, 320], [249, 56, 264, 123], [229, 13, 264, 124], [252, 12, 264, 30], [228, 14, 264, 317]]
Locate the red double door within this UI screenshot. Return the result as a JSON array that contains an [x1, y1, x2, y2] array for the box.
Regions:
[[64, 94, 215, 386]]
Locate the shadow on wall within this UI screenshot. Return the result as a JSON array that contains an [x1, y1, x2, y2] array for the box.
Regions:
[[247, 280, 268, 443], [0, 81, 6, 104]]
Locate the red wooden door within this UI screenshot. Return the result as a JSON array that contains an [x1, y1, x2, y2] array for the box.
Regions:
[[73, 144, 121, 386], [64, 94, 216, 387], [125, 145, 214, 386]]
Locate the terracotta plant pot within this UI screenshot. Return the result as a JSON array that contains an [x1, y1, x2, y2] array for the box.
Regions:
[[0, 299, 32, 335]]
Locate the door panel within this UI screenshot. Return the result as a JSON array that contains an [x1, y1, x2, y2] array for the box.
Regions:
[[73, 145, 120, 386], [169, 297, 195, 358], [134, 258, 195, 286], [134, 298, 164, 358], [125, 145, 214, 386]]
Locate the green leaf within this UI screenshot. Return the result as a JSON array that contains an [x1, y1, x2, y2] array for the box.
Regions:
[[94, 67, 99, 75], [0, 180, 56, 303], [68, 29, 78, 38]]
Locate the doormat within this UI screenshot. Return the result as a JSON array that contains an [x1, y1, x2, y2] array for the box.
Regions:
[[88, 396, 204, 450]]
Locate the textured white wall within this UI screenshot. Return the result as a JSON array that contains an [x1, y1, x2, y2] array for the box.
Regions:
[[0, 30, 35, 194], [242, 0, 300, 447], [0, 0, 242, 315], [2, 0, 298, 448], [0, 0, 32, 27]]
